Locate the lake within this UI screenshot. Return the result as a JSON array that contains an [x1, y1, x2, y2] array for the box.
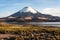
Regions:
[[26, 22, 60, 27], [8, 22, 60, 27]]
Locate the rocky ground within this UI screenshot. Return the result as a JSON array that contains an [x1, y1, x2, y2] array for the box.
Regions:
[[0, 28, 60, 40]]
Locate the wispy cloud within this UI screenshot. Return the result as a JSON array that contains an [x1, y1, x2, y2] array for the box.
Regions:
[[40, 8, 60, 16]]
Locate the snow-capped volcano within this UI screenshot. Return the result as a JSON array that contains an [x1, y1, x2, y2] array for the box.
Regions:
[[3, 6, 60, 22], [20, 6, 37, 13], [10, 6, 39, 17]]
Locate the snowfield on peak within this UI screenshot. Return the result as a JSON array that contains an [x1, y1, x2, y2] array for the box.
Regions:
[[20, 6, 37, 14]]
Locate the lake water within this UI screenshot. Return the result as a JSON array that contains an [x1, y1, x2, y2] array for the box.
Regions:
[[8, 22, 60, 27], [26, 22, 60, 27]]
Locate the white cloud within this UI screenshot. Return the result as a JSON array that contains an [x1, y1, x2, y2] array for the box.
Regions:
[[40, 8, 60, 17]]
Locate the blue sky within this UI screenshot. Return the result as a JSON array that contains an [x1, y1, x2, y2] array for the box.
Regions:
[[0, 0, 60, 17]]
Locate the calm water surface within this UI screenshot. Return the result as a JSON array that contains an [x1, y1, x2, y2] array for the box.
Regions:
[[26, 22, 60, 27]]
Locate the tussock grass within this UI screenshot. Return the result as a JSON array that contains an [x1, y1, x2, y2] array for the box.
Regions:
[[0, 22, 60, 40], [0, 22, 60, 32]]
